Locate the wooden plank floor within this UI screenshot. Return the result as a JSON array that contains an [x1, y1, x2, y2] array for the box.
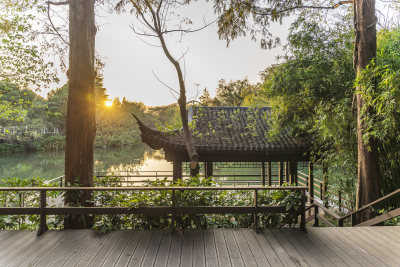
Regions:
[[0, 227, 399, 266]]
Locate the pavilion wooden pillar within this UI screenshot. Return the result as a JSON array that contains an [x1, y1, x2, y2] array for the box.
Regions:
[[279, 162, 284, 185], [285, 161, 289, 183], [205, 161, 213, 178], [190, 164, 200, 177], [261, 161, 266, 186], [289, 161, 298, 185], [267, 161, 272, 186], [173, 161, 182, 181]]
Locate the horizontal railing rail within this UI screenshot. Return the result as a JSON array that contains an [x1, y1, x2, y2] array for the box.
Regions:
[[0, 186, 307, 236]]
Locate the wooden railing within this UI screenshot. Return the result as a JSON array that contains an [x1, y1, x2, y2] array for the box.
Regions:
[[309, 187, 400, 227], [0, 186, 307, 236]]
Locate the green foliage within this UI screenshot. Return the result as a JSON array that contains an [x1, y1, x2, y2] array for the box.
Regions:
[[91, 176, 302, 233], [0, 2, 58, 89], [0, 176, 302, 232], [198, 79, 261, 107], [213, 79, 261, 106], [256, 13, 358, 208], [0, 177, 62, 230], [356, 27, 400, 197], [0, 79, 181, 152], [211, 0, 351, 49]]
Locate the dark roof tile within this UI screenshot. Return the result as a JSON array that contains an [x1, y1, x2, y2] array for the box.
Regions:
[[135, 106, 310, 153]]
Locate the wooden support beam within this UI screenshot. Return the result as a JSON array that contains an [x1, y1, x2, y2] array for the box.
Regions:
[[37, 190, 48, 236], [253, 189, 259, 233], [205, 161, 213, 178], [289, 161, 298, 185], [300, 190, 306, 232], [267, 161, 272, 186], [285, 162, 289, 183], [261, 161, 266, 186], [190, 163, 200, 177], [173, 161, 182, 181], [279, 162, 284, 185]]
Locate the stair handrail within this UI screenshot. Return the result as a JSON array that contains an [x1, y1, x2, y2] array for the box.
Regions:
[[340, 187, 400, 221]]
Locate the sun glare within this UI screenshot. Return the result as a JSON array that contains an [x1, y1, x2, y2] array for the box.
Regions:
[[105, 100, 113, 107]]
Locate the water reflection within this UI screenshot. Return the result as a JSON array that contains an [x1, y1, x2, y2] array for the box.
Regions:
[[0, 144, 172, 180]]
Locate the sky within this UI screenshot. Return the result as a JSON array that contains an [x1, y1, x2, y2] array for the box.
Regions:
[[44, 1, 290, 106], [41, 1, 396, 107]]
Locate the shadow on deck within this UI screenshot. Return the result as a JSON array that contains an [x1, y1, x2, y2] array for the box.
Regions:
[[0, 227, 399, 266]]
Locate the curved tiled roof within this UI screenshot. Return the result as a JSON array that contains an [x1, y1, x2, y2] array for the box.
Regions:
[[134, 106, 310, 154]]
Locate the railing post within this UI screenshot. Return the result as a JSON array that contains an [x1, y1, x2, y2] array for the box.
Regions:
[[338, 218, 344, 227], [338, 191, 342, 213], [308, 162, 314, 206], [351, 213, 357, 226], [313, 205, 319, 227], [323, 166, 328, 207], [37, 190, 48, 236], [300, 189, 306, 232], [171, 189, 176, 232], [253, 189, 259, 233], [320, 182, 323, 201]]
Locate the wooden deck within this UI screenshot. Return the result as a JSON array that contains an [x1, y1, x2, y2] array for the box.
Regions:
[[0, 227, 399, 266]]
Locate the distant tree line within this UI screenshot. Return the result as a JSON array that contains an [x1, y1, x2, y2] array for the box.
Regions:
[[0, 76, 181, 152]]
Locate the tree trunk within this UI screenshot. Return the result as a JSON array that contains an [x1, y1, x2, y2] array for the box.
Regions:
[[354, 0, 380, 221], [64, 0, 96, 229], [156, 24, 199, 169]]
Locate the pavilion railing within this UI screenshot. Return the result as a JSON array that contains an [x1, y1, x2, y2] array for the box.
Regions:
[[0, 186, 307, 236]]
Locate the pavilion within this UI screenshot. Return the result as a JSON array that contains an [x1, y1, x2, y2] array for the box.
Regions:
[[134, 106, 311, 185]]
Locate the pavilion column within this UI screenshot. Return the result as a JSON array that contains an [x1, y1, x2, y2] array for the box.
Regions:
[[173, 161, 182, 181], [190, 163, 200, 177], [279, 162, 284, 186], [205, 161, 213, 178], [285, 161, 290, 183], [261, 161, 266, 186], [289, 161, 298, 185], [267, 161, 272, 186]]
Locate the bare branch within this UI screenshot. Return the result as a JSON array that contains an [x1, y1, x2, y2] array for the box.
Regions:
[[135, 34, 162, 47], [47, 1, 69, 5], [161, 18, 216, 35], [47, 1, 69, 45], [177, 47, 189, 62], [152, 70, 180, 97], [257, 1, 353, 16], [129, 0, 157, 32], [129, 24, 159, 38]]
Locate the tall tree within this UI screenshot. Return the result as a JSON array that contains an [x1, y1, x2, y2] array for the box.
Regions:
[[354, 1, 379, 219], [211, 0, 380, 216], [122, 0, 212, 169], [64, 0, 97, 228]]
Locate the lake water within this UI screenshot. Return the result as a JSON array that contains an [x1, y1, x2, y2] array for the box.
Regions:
[[0, 144, 306, 184], [0, 144, 172, 180]]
